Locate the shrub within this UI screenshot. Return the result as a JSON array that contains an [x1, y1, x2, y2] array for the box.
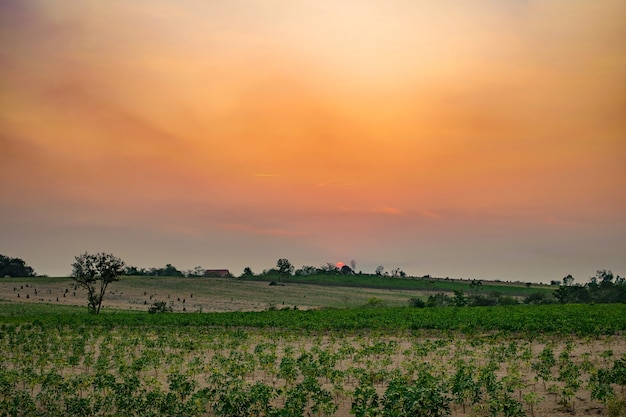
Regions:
[[364, 297, 385, 308], [426, 293, 453, 307], [497, 295, 519, 306], [524, 292, 549, 304], [409, 297, 426, 308], [468, 295, 497, 307], [148, 301, 172, 314]]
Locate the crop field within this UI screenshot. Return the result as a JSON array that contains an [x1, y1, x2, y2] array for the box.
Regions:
[[0, 275, 553, 314], [0, 276, 450, 312], [2, 301, 626, 417]]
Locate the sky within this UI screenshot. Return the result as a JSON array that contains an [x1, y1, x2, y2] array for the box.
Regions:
[[1, 0, 625, 282]]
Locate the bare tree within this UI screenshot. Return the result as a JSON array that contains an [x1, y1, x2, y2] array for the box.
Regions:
[[71, 252, 125, 314]]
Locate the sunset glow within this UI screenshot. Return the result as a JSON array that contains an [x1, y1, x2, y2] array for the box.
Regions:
[[1, 0, 625, 281]]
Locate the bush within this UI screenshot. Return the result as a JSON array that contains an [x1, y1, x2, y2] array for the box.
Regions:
[[497, 295, 519, 306], [524, 292, 555, 305], [364, 297, 386, 308], [468, 295, 497, 307], [408, 297, 425, 308], [426, 293, 453, 307], [148, 301, 172, 314]]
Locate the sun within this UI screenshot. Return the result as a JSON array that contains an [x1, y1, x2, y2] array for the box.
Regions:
[[335, 262, 345, 268]]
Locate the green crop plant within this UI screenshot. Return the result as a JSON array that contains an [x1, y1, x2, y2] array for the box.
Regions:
[[2, 303, 626, 416], [381, 370, 451, 417], [450, 359, 481, 413], [588, 367, 615, 405], [557, 347, 581, 411], [486, 383, 525, 417], [522, 391, 544, 417], [531, 345, 555, 390], [351, 382, 380, 417], [611, 356, 626, 393]]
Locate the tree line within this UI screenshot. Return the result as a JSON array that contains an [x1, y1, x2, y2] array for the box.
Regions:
[[3, 252, 625, 314], [0, 254, 35, 277], [124, 264, 216, 277], [553, 270, 626, 304], [410, 270, 626, 308]]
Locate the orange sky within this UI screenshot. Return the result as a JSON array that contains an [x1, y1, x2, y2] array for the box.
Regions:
[[1, 0, 625, 281]]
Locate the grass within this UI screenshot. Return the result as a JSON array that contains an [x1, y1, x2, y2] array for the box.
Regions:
[[0, 301, 85, 316], [243, 272, 553, 297], [4, 275, 550, 313], [116, 275, 455, 309]]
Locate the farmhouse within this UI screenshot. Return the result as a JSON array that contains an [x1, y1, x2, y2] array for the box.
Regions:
[[203, 269, 231, 278]]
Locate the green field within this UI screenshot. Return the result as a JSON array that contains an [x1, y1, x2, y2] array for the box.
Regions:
[[1, 276, 625, 416], [1, 301, 625, 335], [242, 273, 552, 297]]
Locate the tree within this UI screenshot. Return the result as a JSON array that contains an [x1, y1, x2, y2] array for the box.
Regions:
[[276, 258, 293, 281], [295, 265, 317, 276], [563, 275, 574, 286], [158, 263, 184, 277], [71, 252, 125, 314], [319, 263, 339, 274], [553, 284, 591, 304], [187, 266, 206, 277], [596, 270, 614, 285], [469, 280, 482, 293], [125, 265, 145, 276], [391, 267, 406, 278], [375, 265, 385, 276], [0, 254, 35, 277], [453, 290, 468, 307]]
